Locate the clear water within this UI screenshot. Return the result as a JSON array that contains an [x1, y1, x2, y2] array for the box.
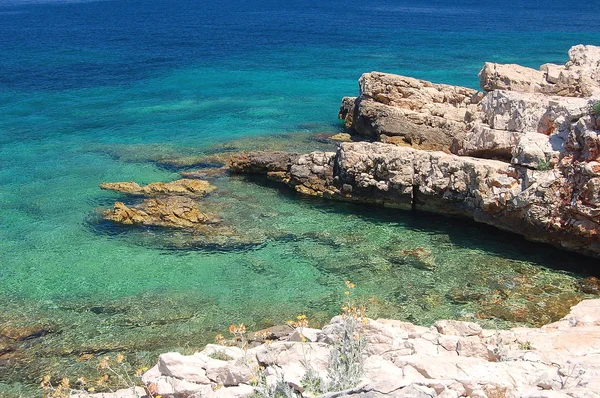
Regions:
[[1, 0, 600, 395]]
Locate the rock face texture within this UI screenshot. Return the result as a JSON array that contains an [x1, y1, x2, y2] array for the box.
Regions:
[[100, 179, 216, 197], [340, 45, 600, 165], [103, 197, 219, 229], [233, 45, 600, 257], [480, 44, 600, 97], [127, 299, 600, 398], [339, 73, 480, 150], [230, 138, 600, 257]]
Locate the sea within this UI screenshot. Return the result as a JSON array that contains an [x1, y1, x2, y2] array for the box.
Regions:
[[1, 0, 600, 395]]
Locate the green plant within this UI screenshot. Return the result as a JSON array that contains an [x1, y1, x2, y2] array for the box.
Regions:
[[299, 365, 323, 395], [209, 351, 234, 361], [537, 160, 552, 171], [245, 281, 368, 397], [326, 315, 367, 392], [518, 340, 532, 350], [591, 100, 600, 116], [250, 367, 298, 398], [298, 281, 367, 394]]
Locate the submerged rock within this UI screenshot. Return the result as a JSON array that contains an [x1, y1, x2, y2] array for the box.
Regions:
[[100, 179, 216, 197], [0, 323, 57, 341], [179, 168, 228, 179], [578, 276, 600, 295], [328, 132, 353, 142], [388, 248, 437, 271]]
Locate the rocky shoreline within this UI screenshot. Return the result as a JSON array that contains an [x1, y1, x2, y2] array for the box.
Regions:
[[82, 299, 600, 398], [83, 45, 600, 397], [230, 45, 600, 258]]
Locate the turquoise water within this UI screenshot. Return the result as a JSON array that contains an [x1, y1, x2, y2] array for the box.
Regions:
[[2, 0, 600, 395]]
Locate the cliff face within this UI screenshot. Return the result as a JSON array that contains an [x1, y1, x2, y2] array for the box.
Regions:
[[232, 45, 600, 258], [340, 44, 600, 165], [338, 73, 480, 151]]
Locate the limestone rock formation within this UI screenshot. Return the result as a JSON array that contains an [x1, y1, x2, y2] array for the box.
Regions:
[[231, 135, 600, 257], [124, 299, 600, 398], [340, 45, 600, 174], [339, 73, 480, 150], [100, 179, 216, 197], [103, 197, 219, 229], [229, 45, 600, 257], [480, 44, 600, 97]]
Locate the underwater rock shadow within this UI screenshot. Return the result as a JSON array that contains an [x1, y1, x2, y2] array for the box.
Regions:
[[85, 211, 267, 254], [239, 174, 600, 278]]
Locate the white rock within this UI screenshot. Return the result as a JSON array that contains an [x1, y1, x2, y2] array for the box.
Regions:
[[434, 320, 483, 337], [200, 344, 246, 361], [456, 336, 494, 360], [157, 352, 211, 384], [289, 327, 321, 342], [72, 387, 147, 398]]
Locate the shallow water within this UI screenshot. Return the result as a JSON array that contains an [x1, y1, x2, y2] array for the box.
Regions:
[[1, 0, 600, 395]]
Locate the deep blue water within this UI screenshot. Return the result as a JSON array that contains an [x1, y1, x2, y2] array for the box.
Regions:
[[1, 0, 600, 394]]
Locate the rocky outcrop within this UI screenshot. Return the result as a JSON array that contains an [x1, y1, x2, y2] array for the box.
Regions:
[[104, 197, 219, 229], [100, 179, 216, 197], [340, 45, 600, 173], [229, 45, 598, 257], [480, 44, 600, 97], [231, 137, 600, 257], [102, 196, 265, 248], [127, 299, 600, 398], [339, 73, 480, 150]]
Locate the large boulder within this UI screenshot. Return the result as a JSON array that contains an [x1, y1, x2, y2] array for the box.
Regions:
[[339, 72, 480, 150], [340, 45, 600, 175], [480, 44, 600, 97]]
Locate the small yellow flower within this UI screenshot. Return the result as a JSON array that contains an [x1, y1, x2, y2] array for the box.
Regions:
[[296, 314, 307, 320], [88, 387, 95, 392], [97, 374, 109, 385], [60, 378, 69, 389], [345, 280, 356, 289], [98, 358, 109, 369], [228, 323, 246, 335], [344, 291, 350, 295], [40, 375, 51, 389], [116, 353, 125, 363]]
